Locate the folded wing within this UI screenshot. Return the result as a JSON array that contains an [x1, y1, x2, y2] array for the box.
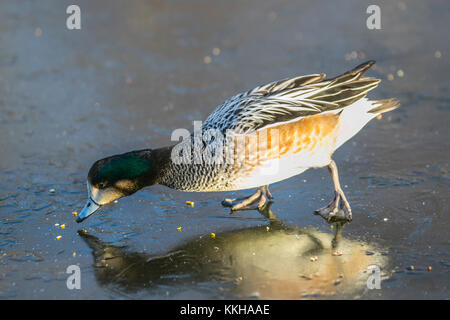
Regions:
[[203, 60, 380, 134]]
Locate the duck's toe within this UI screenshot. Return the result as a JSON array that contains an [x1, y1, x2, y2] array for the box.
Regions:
[[314, 207, 352, 223], [314, 192, 352, 223], [222, 186, 272, 211]]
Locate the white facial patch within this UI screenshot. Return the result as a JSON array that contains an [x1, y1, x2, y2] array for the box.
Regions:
[[88, 182, 123, 205]]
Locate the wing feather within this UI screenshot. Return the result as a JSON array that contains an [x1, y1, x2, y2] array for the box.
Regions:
[[203, 61, 380, 134]]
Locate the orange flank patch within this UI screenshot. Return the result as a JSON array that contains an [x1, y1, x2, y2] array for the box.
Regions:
[[227, 113, 340, 169], [288, 113, 339, 154]]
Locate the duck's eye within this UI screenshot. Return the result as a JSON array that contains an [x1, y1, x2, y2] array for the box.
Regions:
[[98, 182, 106, 189]]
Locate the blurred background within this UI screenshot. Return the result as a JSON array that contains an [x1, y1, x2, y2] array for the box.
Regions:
[[0, 0, 449, 299]]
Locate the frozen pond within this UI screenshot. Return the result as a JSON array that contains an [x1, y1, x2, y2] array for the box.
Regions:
[[0, 0, 449, 299]]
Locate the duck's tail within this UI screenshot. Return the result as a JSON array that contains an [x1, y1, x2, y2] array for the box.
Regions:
[[334, 97, 400, 150], [368, 98, 400, 114]]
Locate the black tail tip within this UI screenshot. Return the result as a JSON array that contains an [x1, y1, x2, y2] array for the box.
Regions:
[[351, 60, 376, 74], [369, 98, 400, 114]]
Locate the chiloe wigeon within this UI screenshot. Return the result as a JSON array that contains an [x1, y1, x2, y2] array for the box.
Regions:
[[76, 60, 399, 224]]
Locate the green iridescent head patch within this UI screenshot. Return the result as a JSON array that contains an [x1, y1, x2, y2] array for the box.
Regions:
[[96, 154, 150, 183]]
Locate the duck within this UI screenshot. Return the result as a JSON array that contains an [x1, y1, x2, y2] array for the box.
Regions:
[[76, 60, 399, 224]]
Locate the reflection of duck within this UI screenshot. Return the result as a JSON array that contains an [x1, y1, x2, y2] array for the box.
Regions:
[[79, 206, 387, 299], [76, 61, 399, 224]]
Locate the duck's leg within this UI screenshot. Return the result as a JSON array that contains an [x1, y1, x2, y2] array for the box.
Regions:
[[222, 185, 273, 211], [314, 160, 352, 223]]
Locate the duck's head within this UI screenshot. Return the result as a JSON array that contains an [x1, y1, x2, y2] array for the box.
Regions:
[[76, 150, 157, 223]]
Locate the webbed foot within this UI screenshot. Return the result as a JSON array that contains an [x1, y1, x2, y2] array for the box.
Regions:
[[314, 190, 352, 223], [222, 185, 273, 211]]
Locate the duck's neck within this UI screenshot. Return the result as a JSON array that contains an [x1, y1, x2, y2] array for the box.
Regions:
[[135, 146, 173, 188]]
